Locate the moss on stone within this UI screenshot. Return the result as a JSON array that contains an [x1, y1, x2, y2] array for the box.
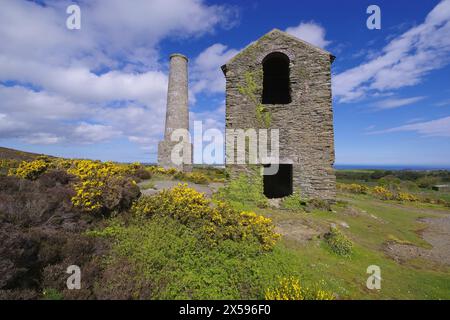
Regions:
[[238, 71, 271, 128]]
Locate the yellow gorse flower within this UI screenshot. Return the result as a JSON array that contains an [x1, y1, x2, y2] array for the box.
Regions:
[[265, 277, 334, 300], [131, 184, 280, 251]]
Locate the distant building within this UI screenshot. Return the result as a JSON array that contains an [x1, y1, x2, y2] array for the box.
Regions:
[[222, 29, 336, 200], [432, 185, 450, 191]]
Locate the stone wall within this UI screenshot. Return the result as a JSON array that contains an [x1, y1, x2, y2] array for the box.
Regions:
[[223, 29, 336, 200]]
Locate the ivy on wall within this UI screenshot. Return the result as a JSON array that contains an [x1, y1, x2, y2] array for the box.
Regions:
[[238, 71, 271, 128]]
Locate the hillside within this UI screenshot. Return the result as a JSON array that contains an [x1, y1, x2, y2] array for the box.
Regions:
[[0, 147, 47, 161], [0, 150, 449, 300]]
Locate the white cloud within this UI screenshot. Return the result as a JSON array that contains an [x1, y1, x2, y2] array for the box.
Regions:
[[0, 0, 238, 148], [25, 133, 63, 145], [333, 0, 450, 102], [73, 123, 121, 143], [190, 104, 225, 164], [372, 96, 426, 110], [435, 99, 450, 107], [191, 44, 239, 99], [369, 116, 450, 137], [285, 21, 331, 49]]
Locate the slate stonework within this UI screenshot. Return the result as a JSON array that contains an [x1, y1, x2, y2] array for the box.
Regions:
[[222, 29, 336, 200]]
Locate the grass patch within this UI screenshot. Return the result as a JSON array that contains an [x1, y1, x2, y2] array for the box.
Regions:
[[140, 181, 155, 190], [214, 173, 268, 211], [91, 215, 300, 299]]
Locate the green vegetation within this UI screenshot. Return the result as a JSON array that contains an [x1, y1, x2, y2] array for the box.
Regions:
[[323, 226, 353, 257], [213, 171, 268, 211], [281, 192, 307, 211], [238, 71, 271, 128], [265, 277, 334, 300], [90, 215, 298, 299], [1, 147, 449, 300], [140, 181, 155, 190], [42, 288, 63, 300]]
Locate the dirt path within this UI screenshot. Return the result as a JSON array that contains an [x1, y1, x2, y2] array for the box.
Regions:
[[384, 211, 450, 266]]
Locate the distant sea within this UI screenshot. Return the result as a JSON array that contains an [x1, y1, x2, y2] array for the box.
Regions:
[[141, 163, 450, 171], [334, 164, 450, 171]]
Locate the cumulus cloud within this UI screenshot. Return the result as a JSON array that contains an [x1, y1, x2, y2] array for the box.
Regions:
[[0, 0, 237, 149], [369, 116, 450, 137], [190, 104, 225, 164], [73, 123, 122, 143], [285, 21, 331, 49], [191, 44, 239, 99], [333, 0, 450, 102]]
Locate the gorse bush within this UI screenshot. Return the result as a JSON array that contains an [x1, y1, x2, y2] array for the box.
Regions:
[[371, 186, 394, 200], [147, 166, 178, 176], [371, 186, 418, 202], [131, 184, 279, 251], [68, 160, 140, 214], [396, 192, 419, 202], [9, 159, 49, 180], [264, 277, 334, 300], [173, 171, 209, 184], [8, 158, 142, 214], [324, 226, 353, 257], [338, 182, 420, 203], [337, 183, 369, 194]]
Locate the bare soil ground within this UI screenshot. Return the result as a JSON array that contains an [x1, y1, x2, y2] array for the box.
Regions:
[[384, 210, 450, 266]]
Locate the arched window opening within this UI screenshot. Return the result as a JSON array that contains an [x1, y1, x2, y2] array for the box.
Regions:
[[262, 52, 291, 104]]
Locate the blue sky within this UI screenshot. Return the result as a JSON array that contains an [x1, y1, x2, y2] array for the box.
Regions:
[[0, 0, 449, 166]]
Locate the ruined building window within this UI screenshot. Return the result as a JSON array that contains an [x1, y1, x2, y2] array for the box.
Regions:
[[262, 52, 291, 104]]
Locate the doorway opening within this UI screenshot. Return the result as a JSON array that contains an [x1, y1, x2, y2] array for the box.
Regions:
[[263, 164, 293, 198]]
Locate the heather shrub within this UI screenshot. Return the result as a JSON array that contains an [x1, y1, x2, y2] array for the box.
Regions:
[[265, 277, 334, 300], [0, 159, 20, 175], [324, 226, 353, 257], [38, 169, 73, 188], [0, 216, 103, 299], [133, 167, 152, 180], [0, 175, 78, 228]]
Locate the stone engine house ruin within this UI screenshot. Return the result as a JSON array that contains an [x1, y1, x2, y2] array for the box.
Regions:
[[222, 29, 336, 200]]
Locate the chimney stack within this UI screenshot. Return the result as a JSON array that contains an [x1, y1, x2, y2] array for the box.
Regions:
[[158, 54, 192, 171]]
